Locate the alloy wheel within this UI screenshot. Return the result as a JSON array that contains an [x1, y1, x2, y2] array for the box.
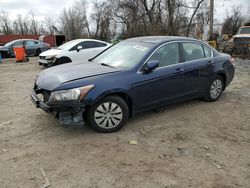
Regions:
[[94, 102, 123, 129], [210, 79, 223, 99]]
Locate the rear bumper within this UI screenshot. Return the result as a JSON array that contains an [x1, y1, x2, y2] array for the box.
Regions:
[[225, 64, 235, 88], [30, 89, 85, 126]]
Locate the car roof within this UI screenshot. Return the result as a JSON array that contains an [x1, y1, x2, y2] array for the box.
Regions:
[[69, 39, 109, 44], [125, 36, 202, 44]]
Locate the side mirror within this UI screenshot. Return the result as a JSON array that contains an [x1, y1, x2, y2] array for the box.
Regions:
[[142, 60, 159, 74], [77, 45, 83, 52]]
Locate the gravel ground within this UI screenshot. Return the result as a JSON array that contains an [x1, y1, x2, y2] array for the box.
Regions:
[[0, 57, 249, 188]]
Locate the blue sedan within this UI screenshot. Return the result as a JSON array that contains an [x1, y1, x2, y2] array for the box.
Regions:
[[31, 36, 235, 132]]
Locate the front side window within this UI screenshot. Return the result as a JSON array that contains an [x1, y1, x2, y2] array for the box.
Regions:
[[13, 41, 23, 47], [182, 43, 204, 61], [70, 42, 85, 51], [148, 43, 180, 67]]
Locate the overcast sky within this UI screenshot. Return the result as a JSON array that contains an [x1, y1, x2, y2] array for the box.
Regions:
[[0, 0, 249, 23]]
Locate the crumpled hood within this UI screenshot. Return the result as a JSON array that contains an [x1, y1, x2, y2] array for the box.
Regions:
[[39, 48, 62, 57], [36, 62, 120, 91]]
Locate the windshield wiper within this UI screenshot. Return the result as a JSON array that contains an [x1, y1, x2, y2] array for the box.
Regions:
[[100, 63, 116, 69]]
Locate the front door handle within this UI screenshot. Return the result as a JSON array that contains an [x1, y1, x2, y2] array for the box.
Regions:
[[176, 68, 185, 72]]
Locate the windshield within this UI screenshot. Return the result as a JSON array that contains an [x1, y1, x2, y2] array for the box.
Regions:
[[58, 40, 81, 50], [238, 27, 250, 34], [93, 41, 153, 69]]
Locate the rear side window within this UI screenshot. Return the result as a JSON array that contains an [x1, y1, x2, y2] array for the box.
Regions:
[[182, 43, 204, 61], [203, 45, 212, 58], [83, 41, 107, 49], [148, 43, 180, 67], [25, 40, 36, 46]]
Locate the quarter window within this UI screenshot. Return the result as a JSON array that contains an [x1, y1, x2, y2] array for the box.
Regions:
[[148, 43, 180, 67], [182, 43, 205, 61]]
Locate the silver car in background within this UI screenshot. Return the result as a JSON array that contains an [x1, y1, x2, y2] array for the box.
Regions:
[[0, 39, 51, 58]]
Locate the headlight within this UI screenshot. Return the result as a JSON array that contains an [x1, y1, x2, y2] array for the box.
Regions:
[[49, 85, 95, 102], [45, 55, 56, 60]]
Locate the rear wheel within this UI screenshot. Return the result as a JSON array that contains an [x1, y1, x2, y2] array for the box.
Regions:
[[204, 75, 224, 102], [87, 96, 129, 133], [35, 48, 41, 56]]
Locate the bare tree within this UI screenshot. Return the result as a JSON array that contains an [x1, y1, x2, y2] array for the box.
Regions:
[[185, 0, 206, 37], [29, 11, 39, 35], [60, 0, 88, 40], [89, 0, 114, 40], [44, 16, 55, 35], [0, 10, 12, 34], [222, 6, 244, 35]]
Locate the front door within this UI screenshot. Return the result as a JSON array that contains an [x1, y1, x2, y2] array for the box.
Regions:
[[131, 42, 186, 111]]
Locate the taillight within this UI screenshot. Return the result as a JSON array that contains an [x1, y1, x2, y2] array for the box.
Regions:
[[229, 58, 235, 64]]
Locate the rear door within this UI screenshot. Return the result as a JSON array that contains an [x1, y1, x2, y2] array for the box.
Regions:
[[181, 42, 214, 95], [131, 42, 186, 110], [25, 40, 37, 55]]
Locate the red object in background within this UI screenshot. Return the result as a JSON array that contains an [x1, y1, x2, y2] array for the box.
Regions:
[[0, 35, 65, 47], [13, 46, 28, 62]]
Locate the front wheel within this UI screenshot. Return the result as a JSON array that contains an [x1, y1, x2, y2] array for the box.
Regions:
[[55, 57, 71, 65], [86, 96, 129, 133], [204, 76, 224, 102]]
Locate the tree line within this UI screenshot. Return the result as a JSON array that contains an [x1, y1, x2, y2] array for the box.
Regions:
[[0, 0, 249, 41]]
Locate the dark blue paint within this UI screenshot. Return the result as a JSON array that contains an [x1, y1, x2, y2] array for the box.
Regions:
[[35, 36, 235, 115]]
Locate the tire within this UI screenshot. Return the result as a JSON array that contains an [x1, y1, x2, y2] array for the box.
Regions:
[[87, 96, 129, 133], [204, 75, 224, 102], [35, 49, 41, 56], [55, 57, 71, 65]]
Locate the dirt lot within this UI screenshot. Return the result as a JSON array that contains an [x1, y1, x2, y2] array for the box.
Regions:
[[0, 57, 249, 188]]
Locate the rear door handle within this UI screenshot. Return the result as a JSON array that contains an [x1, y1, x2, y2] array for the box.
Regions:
[[176, 68, 185, 72], [207, 60, 214, 64]]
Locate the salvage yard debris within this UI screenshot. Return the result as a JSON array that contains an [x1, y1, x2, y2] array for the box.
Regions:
[[0, 121, 12, 127], [129, 140, 138, 145], [40, 168, 51, 188], [137, 129, 150, 137]]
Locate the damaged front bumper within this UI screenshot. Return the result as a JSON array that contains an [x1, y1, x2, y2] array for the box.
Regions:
[[30, 89, 86, 127]]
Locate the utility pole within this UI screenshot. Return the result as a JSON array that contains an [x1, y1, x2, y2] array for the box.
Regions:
[[209, 0, 214, 39]]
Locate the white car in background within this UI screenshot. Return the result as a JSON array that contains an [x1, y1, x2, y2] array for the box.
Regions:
[[39, 39, 111, 67]]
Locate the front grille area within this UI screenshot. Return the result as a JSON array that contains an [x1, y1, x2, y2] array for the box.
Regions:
[[39, 56, 46, 60], [233, 37, 250, 45], [42, 90, 51, 102], [34, 87, 51, 103]]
